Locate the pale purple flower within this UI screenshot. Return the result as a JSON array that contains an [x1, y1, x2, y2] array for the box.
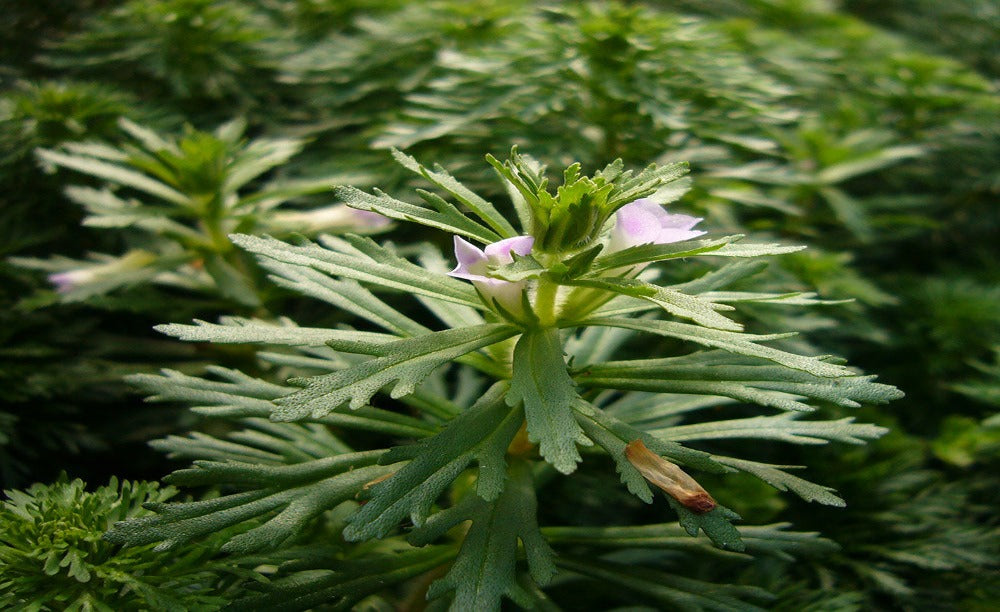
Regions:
[[48, 269, 95, 294], [608, 198, 705, 252], [448, 235, 535, 314], [47, 251, 156, 295]]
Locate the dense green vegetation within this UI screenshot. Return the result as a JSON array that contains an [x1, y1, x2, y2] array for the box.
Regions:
[[1, 1, 997, 609]]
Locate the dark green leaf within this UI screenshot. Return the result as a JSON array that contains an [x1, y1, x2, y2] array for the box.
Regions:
[[508, 328, 590, 474], [343, 383, 523, 541], [418, 460, 557, 611]]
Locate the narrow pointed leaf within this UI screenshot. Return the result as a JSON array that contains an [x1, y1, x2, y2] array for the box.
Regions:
[[575, 354, 901, 411], [392, 148, 518, 237], [334, 185, 500, 244], [230, 546, 455, 612], [106, 464, 392, 553], [590, 236, 736, 273], [715, 456, 845, 506], [556, 556, 769, 610], [232, 233, 483, 309], [567, 277, 741, 331], [576, 317, 853, 378], [156, 318, 398, 347], [817, 145, 923, 184], [128, 369, 435, 438], [36, 148, 191, 205], [657, 413, 888, 445]]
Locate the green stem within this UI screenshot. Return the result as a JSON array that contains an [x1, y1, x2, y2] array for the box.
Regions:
[[534, 279, 559, 327]]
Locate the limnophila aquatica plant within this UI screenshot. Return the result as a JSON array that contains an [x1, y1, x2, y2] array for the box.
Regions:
[[114, 148, 902, 609]]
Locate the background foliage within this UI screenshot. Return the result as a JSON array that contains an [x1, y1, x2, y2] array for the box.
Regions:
[[1, 0, 997, 609]]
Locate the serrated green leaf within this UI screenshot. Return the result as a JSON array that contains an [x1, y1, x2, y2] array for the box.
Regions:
[[605, 392, 731, 427], [419, 460, 557, 612], [669, 260, 769, 295], [567, 277, 741, 331], [574, 399, 726, 472], [607, 161, 690, 211], [392, 148, 518, 237], [224, 137, 306, 194], [668, 498, 746, 552], [707, 242, 806, 257], [229, 546, 456, 612], [166, 449, 385, 488], [129, 369, 436, 438], [559, 243, 605, 279], [262, 268, 430, 337], [508, 328, 590, 474], [715, 456, 845, 506], [698, 291, 847, 305], [344, 383, 523, 541], [573, 414, 651, 503], [543, 522, 836, 561], [658, 413, 888, 445], [106, 464, 392, 553], [274, 323, 518, 418], [573, 399, 725, 503], [231, 233, 483, 309], [489, 253, 547, 282], [334, 184, 501, 244], [66, 186, 179, 228], [155, 318, 398, 347], [575, 353, 901, 412], [485, 149, 545, 214], [576, 317, 853, 378], [36, 148, 191, 206], [590, 236, 736, 273]]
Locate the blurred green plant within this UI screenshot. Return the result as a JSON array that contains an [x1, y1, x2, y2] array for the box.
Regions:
[[374, 3, 793, 174], [954, 348, 1000, 410], [694, 122, 924, 242], [845, 0, 1000, 77], [40, 0, 288, 111], [12, 118, 386, 310], [778, 428, 1000, 609], [0, 82, 135, 170], [0, 0, 116, 69], [0, 476, 251, 610]]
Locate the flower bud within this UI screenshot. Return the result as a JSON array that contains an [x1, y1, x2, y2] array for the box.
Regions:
[[625, 439, 716, 514]]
